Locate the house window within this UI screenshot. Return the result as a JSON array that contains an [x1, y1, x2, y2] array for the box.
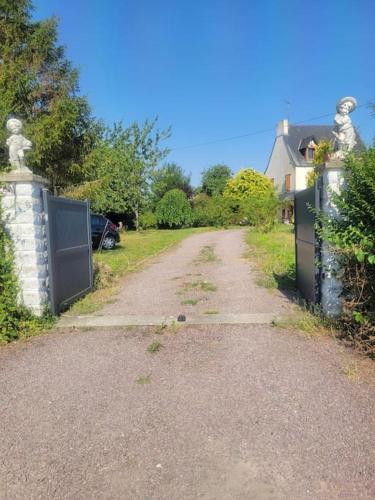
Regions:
[[285, 174, 291, 192], [307, 147, 314, 160]]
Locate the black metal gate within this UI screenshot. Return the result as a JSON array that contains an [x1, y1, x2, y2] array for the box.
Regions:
[[294, 181, 321, 304], [43, 190, 93, 315]]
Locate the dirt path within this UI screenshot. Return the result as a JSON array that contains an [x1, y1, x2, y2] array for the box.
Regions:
[[97, 229, 291, 318], [1, 229, 374, 499]]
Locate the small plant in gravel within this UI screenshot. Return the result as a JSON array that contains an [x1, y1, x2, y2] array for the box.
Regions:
[[195, 246, 219, 263], [198, 281, 217, 292], [342, 362, 359, 382], [181, 298, 199, 305], [204, 309, 219, 315], [155, 323, 168, 335], [147, 340, 163, 353], [136, 374, 152, 384], [182, 280, 217, 292]]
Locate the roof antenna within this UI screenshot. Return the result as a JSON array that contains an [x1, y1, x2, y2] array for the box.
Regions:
[[283, 99, 291, 121]]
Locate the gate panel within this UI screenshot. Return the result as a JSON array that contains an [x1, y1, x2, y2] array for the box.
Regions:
[[295, 182, 321, 304], [43, 190, 93, 314]]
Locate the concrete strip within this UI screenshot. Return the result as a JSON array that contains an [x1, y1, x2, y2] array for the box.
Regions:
[[57, 312, 279, 329]]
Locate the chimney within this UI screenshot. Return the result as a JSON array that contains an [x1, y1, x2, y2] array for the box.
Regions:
[[277, 119, 289, 136]]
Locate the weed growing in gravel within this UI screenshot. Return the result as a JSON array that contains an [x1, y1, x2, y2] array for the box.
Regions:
[[155, 323, 168, 335], [204, 309, 219, 314], [195, 246, 220, 263], [342, 362, 359, 381], [136, 374, 152, 384], [147, 340, 163, 353], [181, 298, 199, 305], [199, 281, 217, 292], [272, 310, 335, 338], [181, 280, 217, 293]]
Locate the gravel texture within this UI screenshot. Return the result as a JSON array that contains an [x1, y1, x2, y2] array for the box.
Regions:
[[1, 229, 374, 499], [97, 229, 292, 318]]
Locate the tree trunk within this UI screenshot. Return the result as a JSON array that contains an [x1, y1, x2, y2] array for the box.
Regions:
[[134, 208, 139, 231]]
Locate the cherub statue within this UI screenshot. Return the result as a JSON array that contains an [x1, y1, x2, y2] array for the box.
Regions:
[[332, 96, 357, 159], [6, 118, 32, 172]]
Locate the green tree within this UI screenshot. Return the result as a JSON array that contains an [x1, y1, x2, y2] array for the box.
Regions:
[[223, 168, 274, 200], [0, 0, 99, 190], [155, 189, 193, 228], [64, 119, 170, 229], [201, 164, 232, 196], [151, 163, 192, 204]]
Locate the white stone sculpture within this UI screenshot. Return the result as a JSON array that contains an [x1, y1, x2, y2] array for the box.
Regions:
[[332, 96, 357, 159], [6, 118, 32, 172]]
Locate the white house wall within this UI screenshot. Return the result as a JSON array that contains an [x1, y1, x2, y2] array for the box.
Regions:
[[265, 136, 295, 192], [295, 166, 314, 191]]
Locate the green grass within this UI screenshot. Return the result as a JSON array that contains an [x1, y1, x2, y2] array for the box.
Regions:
[[204, 309, 219, 315], [147, 340, 163, 353], [136, 374, 152, 384], [245, 224, 295, 290], [69, 227, 212, 314], [181, 280, 217, 293], [181, 298, 200, 305], [272, 309, 335, 338], [195, 245, 219, 263]]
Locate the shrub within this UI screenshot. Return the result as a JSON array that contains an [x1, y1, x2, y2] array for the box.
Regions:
[[192, 194, 240, 227], [223, 168, 274, 201], [139, 211, 157, 229], [321, 147, 375, 356], [155, 189, 193, 228], [93, 260, 113, 290], [241, 193, 279, 232]]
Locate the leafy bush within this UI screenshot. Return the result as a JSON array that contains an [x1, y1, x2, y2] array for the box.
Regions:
[[93, 260, 113, 290], [139, 211, 157, 229], [223, 168, 274, 200], [192, 194, 241, 227], [321, 147, 375, 356], [0, 202, 52, 343], [241, 193, 279, 232], [306, 139, 334, 187], [155, 189, 193, 228]]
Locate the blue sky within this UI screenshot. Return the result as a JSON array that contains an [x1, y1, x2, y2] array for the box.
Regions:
[[34, 0, 375, 186]]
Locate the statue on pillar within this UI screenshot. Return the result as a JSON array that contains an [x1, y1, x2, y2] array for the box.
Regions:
[[332, 96, 357, 159], [6, 118, 32, 173]]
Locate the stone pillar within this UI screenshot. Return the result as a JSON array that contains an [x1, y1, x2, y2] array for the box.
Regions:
[[320, 159, 344, 317], [0, 171, 50, 316]]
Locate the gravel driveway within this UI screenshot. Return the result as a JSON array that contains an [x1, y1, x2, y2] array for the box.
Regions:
[[0, 229, 374, 499]]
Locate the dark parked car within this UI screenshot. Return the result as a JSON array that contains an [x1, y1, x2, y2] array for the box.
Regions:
[[90, 213, 120, 250]]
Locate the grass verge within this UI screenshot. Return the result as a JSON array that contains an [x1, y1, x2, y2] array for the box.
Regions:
[[68, 227, 213, 315], [245, 224, 295, 290]]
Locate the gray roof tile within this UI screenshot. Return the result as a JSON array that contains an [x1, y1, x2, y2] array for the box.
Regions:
[[284, 124, 364, 166]]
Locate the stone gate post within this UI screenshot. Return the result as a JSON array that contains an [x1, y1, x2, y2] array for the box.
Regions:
[[320, 159, 344, 317], [0, 170, 50, 316]]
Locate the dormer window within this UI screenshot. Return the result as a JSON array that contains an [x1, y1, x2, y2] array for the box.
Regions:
[[299, 136, 316, 162], [307, 146, 315, 160]]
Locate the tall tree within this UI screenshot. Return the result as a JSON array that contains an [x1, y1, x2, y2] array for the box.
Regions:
[[65, 119, 171, 229], [201, 164, 232, 196], [151, 163, 193, 204], [0, 0, 99, 189]]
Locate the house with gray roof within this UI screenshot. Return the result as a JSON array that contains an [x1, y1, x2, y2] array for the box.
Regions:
[[264, 119, 363, 221]]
